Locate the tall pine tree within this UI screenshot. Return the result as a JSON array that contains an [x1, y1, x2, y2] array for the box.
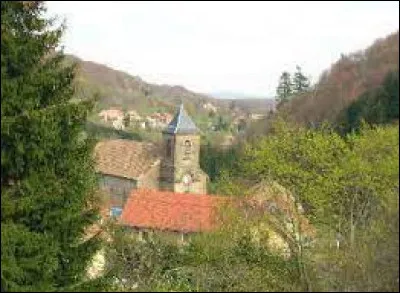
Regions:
[[1, 1, 102, 291], [293, 65, 310, 94], [276, 71, 293, 105]]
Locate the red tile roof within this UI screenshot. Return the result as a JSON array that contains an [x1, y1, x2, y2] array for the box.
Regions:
[[120, 189, 230, 233], [119, 186, 315, 238]]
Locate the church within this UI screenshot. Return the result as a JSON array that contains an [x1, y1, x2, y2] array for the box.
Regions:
[[95, 104, 209, 216]]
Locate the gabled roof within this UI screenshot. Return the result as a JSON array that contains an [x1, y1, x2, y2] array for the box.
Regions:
[[94, 139, 161, 180], [120, 189, 229, 233], [163, 104, 199, 135], [119, 186, 315, 237]]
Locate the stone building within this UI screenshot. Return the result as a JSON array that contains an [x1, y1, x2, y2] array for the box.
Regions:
[[98, 108, 124, 123], [118, 185, 315, 254], [159, 104, 208, 194], [95, 104, 208, 216]]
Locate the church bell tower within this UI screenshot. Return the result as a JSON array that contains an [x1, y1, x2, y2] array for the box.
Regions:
[[160, 104, 207, 194]]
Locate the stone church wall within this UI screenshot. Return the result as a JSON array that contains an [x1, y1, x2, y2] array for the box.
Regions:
[[99, 175, 137, 208], [173, 134, 200, 166], [160, 133, 207, 194], [174, 178, 207, 194], [137, 161, 160, 190]]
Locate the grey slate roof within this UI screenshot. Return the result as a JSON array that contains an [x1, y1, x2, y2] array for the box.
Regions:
[[163, 104, 199, 134]]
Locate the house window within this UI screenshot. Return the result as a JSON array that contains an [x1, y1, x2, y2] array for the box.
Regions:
[[110, 207, 123, 218]]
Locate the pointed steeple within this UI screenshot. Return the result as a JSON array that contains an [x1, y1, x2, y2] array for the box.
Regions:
[[164, 103, 199, 134]]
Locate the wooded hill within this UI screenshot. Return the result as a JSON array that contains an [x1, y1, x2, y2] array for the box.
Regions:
[[68, 55, 275, 118], [281, 31, 399, 126]]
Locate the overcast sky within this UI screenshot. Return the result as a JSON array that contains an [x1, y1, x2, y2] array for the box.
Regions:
[[46, 1, 399, 97]]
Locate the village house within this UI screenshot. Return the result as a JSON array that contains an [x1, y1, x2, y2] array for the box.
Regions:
[[98, 108, 126, 130], [144, 112, 174, 129], [112, 116, 125, 130], [202, 102, 218, 113], [117, 185, 314, 253], [127, 110, 142, 122], [87, 184, 315, 280], [145, 116, 157, 129], [151, 112, 173, 124], [139, 121, 146, 129], [119, 188, 228, 243], [98, 108, 124, 123]]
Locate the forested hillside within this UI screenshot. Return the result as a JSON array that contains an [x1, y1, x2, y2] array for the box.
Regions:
[[338, 70, 399, 133], [281, 31, 399, 126], [68, 54, 218, 116], [68, 55, 274, 117]]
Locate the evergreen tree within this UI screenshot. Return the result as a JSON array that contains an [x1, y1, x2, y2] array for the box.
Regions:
[[276, 71, 293, 105], [293, 65, 310, 94], [1, 1, 102, 291], [339, 70, 399, 134], [382, 70, 399, 120]]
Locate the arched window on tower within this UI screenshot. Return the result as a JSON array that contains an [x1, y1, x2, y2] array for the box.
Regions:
[[183, 140, 191, 160]]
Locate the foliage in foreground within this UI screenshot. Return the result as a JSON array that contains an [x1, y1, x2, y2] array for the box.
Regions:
[[104, 223, 304, 292], [214, 119, 399, 292], [1, 1, 102, 291]]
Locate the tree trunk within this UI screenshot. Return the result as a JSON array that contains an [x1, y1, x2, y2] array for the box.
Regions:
[[350, 194, 356, 247]]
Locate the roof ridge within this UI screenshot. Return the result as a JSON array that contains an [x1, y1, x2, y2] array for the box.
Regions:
[[174, 103, 183, 134], [129, 198, 221, 208], [129, 188, 227, 197]]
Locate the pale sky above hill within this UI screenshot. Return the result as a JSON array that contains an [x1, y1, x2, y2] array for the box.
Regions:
[[46, 1, 399, 98]]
